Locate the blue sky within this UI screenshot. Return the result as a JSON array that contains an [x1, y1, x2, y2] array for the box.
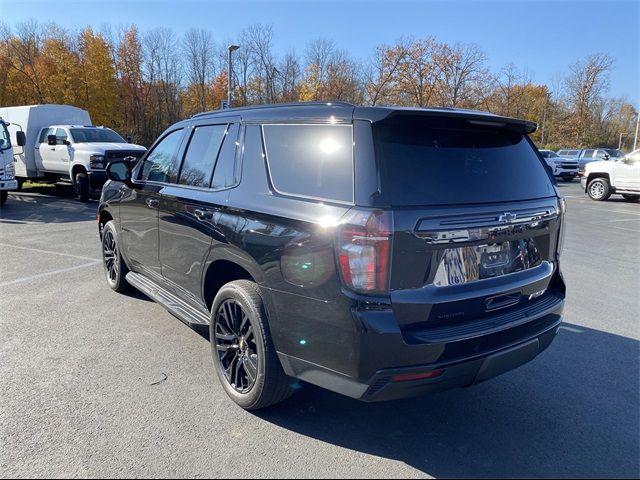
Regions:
[[1, 0, 638, 103]]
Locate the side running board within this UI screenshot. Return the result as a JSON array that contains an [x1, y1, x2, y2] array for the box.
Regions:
[[125, 272, 210, 327]]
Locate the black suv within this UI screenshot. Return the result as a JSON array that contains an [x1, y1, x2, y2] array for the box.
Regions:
[[98, 102, 566, 410]]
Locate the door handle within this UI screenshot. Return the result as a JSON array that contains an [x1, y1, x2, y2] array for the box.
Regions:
[[146, 198, 159, 208], [194, 208, 214, 221], [50, 147, 56, 151]]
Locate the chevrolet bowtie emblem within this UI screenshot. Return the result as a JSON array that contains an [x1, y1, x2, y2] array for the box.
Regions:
[[498, 212, 518, 224]]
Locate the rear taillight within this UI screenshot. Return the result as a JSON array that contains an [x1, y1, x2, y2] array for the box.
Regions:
[[336, 209, 393, 295], [557, 197, 566, 256]]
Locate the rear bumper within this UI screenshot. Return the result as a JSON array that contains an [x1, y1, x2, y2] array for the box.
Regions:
[[0, 179, 18, 191], [271, 279, 565, 402], [277, 308, 562, 401]]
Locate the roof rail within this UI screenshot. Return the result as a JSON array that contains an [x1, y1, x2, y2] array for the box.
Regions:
[[191, 101, 356, 118]]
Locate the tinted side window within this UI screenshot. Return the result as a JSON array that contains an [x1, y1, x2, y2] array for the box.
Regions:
[[178, 125, 226, 187], [212, 123, 240, 189], [140, 129, 184, 183], [263, 124, 354, 203], [583, 149, 595, 158]]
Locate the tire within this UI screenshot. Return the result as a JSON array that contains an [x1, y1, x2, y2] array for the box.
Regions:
[[15, 179, 24, 191], [210, 280, 293, 410], [587, 177, 611, 201], [0, 190, 7, 205], [622, 194, 640, 202], [101, 220, 130, 292], [75, 172, 90, 202]]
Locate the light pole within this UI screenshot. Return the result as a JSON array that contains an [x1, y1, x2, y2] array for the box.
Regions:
[[634, 110, 640, 151], [227, 44, 240, 108], [618, 132, 628, 150]]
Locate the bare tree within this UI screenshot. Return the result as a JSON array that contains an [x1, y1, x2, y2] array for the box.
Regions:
[[278, 50, 300, 102], [183, 28, 216, 111], [398, 37, 440, 107], [434, 42, 488, 108], [143, 27, 183, 128], [3, 20, 46, 102], [564, 53, 614, 144], [364, 39, 408, 106]]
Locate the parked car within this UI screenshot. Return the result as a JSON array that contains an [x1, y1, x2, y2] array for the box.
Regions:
[[98, 102, 566, 410], [0, 117, 25, 205], [581, 148, 640, 201], [577, 148, 625, 174], [539, 149, 578, 181], [0, 105, 146, 201]]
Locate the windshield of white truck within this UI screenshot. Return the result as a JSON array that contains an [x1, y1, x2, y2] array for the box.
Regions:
[[70, 128, 126, 143], [0, 122, 10, 151]]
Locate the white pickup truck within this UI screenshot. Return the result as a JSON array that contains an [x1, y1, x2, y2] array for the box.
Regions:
[[581, 149, 640, 201], [539, 149, 579, 181], [0, 105, 146, 201]]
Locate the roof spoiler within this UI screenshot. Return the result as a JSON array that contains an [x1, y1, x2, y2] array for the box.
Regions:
[[359, 107, 538, 134]]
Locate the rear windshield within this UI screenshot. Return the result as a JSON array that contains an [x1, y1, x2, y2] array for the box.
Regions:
[[372, 115, 555, 206]]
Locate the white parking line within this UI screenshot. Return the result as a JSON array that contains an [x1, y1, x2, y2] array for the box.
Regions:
[[0, 260, 101, 287], [0, 243, 100, 262]]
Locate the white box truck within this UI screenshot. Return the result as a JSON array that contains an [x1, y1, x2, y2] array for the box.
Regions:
[[0, 105, 146, 201]]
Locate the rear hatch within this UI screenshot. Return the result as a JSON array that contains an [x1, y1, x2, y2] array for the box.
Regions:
[[370, 113, 564, 340]]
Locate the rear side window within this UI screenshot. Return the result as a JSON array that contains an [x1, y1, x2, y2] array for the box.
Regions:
[[263, 124, 354, 203], [178, 124, 227, 187], [583, 149, 595, 158], [212, 123, 240, 189], [373, 115, 555, 206]]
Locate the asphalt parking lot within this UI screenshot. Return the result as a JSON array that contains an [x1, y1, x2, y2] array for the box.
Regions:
[[0, 182, 638, 479]]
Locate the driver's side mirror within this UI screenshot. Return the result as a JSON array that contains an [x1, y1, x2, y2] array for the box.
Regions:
[[47, 134, 57, 146], [603, 153, 610, 161], [106, 160, 133, 187]]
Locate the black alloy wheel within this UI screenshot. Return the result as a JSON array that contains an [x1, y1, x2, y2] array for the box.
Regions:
[[103, 228, 119, 285], [214, 299, 259, 393], [101, 220, 129, 292]]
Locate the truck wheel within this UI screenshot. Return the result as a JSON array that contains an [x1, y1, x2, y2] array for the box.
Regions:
[[622, 194, 640, 202], [0, 191, 7, 205], [210, 280, 293, 410], [16, 179, 24, 191], [587, 178, 611, 201], [75, 172, 90, 202], [101, 220, 130, 292]]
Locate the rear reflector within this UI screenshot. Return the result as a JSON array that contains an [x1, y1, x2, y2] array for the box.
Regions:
[[391, 369, 444, 383]]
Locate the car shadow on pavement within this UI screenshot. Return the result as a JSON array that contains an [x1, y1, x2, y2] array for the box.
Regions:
[[255, 323, 639, 478], [0, 190, 98, 224]]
